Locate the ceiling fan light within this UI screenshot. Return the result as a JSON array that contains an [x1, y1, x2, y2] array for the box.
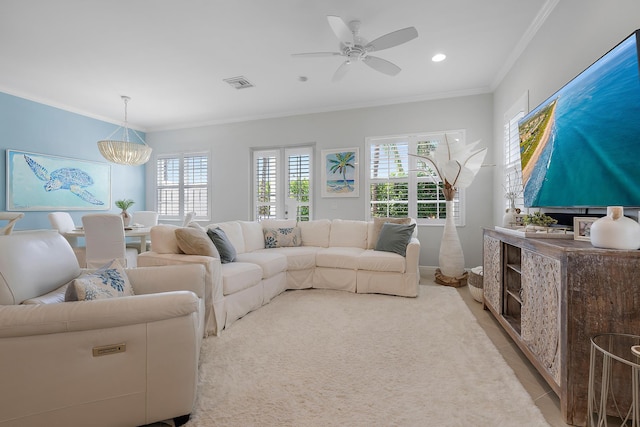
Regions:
[[432, 53, 447, 62]]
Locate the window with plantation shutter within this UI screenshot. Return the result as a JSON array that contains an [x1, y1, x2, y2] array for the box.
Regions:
[[156, 152, 209, 220], [504, 92, 528, 210], [366, 131, 465, 226], [287, 148, 311, 221], [252, 145, 313, 221], [254, 150, 278, 220]]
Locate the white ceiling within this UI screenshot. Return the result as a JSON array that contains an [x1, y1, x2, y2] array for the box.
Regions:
[[0, 0, 552, 131]]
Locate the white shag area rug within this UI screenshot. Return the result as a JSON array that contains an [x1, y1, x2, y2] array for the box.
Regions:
[[186, 285, 550, 427]]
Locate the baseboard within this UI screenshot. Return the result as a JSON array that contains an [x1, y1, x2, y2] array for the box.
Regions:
[[419, 265, 438, 278]]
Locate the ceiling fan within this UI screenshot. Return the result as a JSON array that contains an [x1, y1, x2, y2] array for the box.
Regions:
[[292, 15, 418, 82]]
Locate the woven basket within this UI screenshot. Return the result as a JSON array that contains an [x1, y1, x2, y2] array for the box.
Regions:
[[468, 266, 483, 303]]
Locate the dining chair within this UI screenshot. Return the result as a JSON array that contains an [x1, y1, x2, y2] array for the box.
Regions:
[[0, 212, 24, 235], [131, 210, 159, 227], [128, 210, 159, 252], [183, 211, 197, 226], [48, 212, 86, 267], [82, 213, 138, 268]]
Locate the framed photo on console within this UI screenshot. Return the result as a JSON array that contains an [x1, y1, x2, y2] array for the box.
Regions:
[[573, 217, 597, 241]]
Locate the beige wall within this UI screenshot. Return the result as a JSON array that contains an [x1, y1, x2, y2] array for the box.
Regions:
[[147, 94, 494, 269], [148, 0, 640, 270], [492, 0, 640, 224]]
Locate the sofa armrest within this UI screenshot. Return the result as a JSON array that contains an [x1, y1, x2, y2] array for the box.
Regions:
[[127, 264, 206, 299], [138, 251, 224, 336], [405, 237, 420, 274], [0, 291, 199, 338]]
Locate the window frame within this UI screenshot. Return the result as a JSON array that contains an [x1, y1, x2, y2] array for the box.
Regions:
[[154, 151, 211, 222], [365, 131, 466, 227]]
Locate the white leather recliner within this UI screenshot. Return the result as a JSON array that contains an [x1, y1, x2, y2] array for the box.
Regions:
[[0, 230, 206, 427]]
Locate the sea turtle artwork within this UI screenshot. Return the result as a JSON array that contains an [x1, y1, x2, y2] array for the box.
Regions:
[[23, 154, 104, 205]]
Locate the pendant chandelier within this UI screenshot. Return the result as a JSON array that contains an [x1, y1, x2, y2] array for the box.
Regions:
[[97, 96, 152, 166]]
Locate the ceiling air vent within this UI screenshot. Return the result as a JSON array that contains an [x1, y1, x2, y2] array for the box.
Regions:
[[223, 76, 254, 90]]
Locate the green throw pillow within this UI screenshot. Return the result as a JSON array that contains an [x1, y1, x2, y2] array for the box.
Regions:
[[375, 223, 416, 256], [207, 227, 237, 263], [65, 259, 134, 301]]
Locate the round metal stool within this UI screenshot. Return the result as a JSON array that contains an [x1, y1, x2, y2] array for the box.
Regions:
[[588, 333, 640, 426]]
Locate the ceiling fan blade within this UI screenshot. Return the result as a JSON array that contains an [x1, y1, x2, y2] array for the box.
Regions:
[[363, 56, 401, 76], [366, 27, 418, 52], [327, 15, 353, 45], [292, 52, 342, 58], [332, 61, 350, 82]]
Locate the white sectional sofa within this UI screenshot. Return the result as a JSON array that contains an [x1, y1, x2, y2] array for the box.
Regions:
[[138, 218, 420, 337]]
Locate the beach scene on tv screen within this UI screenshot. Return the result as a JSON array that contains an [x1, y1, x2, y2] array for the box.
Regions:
[[519, 32, 640, 208]]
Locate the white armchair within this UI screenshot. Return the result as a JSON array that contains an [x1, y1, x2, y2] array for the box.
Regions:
[[0, 231, 206, 427]]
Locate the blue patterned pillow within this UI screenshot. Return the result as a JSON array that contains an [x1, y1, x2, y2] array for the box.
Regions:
[[263, 227, 302, 248], [65, 259, 134, 301]]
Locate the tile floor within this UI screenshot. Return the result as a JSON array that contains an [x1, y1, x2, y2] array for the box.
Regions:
[[454, 282, 572, 427]]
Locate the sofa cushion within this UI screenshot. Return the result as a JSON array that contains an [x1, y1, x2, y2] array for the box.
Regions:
[[175, 227, 220, 258], [65, 259, 134, 301], [236, 252, 287, 279], [260, 218, 297, 229], [207, 228, 237, 263], [375, 223, 416, 256], [23, 285, 69, 305], [187, 221, 206, 231], [209, 221, 245, 254], [329, 219, 368, 249], [220, 262, 263, 296], [298, 219, 331, 247], [368, 217, 412, 249], [263, 227, 302, 248], [316, 247, 365, 269], [240, 221, 265, 252], [150, 225, 184, 254], [357, 250, 406, 273], [254, 247, 318, 271]]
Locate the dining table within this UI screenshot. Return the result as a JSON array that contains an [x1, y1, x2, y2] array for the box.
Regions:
[[63, 226, 152, 253]]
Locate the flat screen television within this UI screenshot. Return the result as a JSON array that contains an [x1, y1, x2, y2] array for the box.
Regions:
[[519, 29, 640, 208]]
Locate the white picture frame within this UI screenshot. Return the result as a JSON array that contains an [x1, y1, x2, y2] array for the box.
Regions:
[[573, 217, 597, 241], [321, 148, 359, 198]]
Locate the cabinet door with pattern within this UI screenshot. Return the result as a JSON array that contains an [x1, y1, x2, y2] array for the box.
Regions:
[[520, 249, 561, 385], [483, 235, 501, 312]]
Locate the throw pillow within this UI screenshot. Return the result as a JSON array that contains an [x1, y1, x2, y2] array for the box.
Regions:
[[263, 227, 302, 248], [65, 259, 134, 301], [175, 227, 220, 258], [150, 224, 183, 254], [207, 227, 237, 263], [371, 217, 412, 249], [375, 223, 416, 257]]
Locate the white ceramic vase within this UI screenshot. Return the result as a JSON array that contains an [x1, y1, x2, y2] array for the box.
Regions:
[[590, 206, 640, 250], [439, 200, 466, 278]]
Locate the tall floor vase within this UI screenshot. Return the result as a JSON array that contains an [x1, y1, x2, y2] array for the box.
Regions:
[[435, 200, 468, 287]]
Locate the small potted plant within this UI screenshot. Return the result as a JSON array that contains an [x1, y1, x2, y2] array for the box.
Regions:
[[115, 199, 135, 226], [522, 211, 557, 230]]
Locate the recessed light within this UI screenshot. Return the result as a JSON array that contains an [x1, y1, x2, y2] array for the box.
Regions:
[[432, 53, 446, 62]]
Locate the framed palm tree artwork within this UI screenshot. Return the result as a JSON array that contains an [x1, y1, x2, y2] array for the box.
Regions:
[[321, 148, 359, 198]]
